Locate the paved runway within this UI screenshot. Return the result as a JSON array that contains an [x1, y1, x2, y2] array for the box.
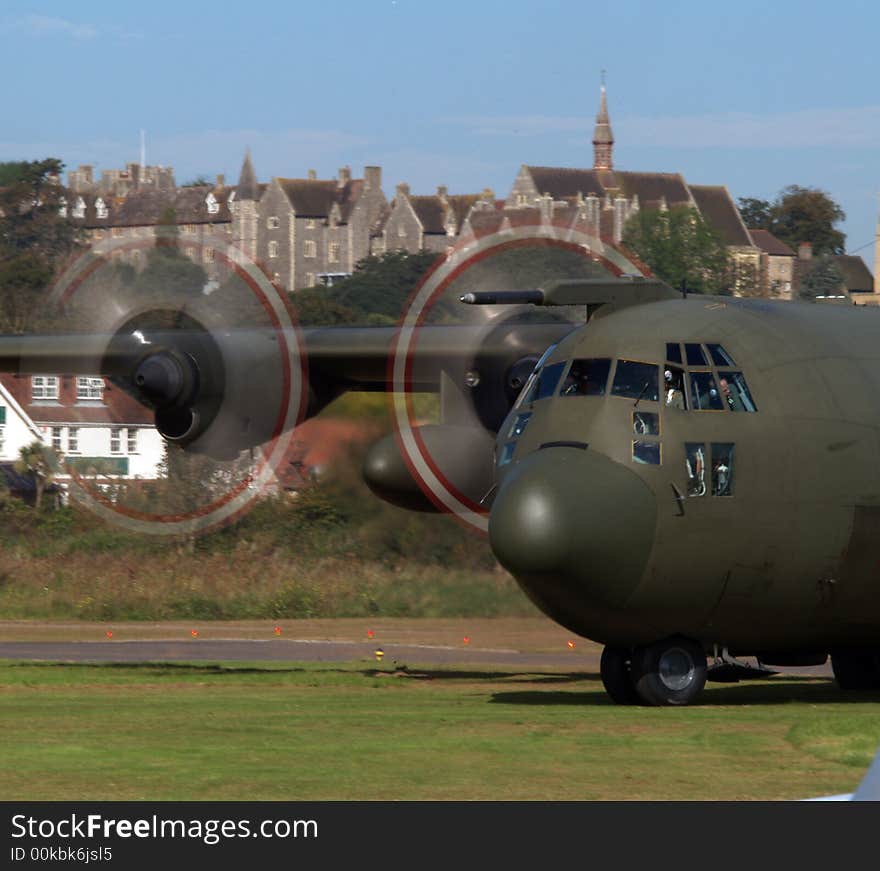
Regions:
[[0, 639, 602, 670]]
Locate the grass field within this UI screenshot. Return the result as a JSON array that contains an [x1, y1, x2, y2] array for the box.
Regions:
[[2, 649, 880, 800]]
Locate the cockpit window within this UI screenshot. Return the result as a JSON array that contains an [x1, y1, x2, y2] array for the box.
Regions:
[[663, 366, 688, 410], [560, 358, 611, 397], [689, 372, 724, 410], [522, 360, 566, 404], [707, 343, 736, 366], [718, 371, 757, 412], [611, 360, 659, 402], [508, 412, 532, 439], [685, 343, 708, 367], [666, 343, 683, 365]]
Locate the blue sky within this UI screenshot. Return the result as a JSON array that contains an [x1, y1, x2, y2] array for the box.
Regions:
[[2, 0, 878, 259]]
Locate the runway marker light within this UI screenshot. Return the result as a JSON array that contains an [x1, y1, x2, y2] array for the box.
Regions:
[[191, 630, 199, 638], [375, 648, 385, 662], [105, 631, 113, 639], [274, 626, 282, 636], [463, 636, 470, 645], [567, 640, 575, 650], [367, 629, 375, 639]]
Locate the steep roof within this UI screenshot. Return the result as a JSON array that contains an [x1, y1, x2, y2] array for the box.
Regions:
[[833, 255, 874, 292], [525, 166, 606, 199], [614, 171, 692, 207], [689, 184, 752, 246], [70, 186, 234, 228], [748, 229, 796, 257], [277, 178, 364, 219], [409, 196, 446, 233]]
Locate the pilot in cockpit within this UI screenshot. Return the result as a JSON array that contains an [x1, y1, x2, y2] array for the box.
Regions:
[[664, 368, 686, 409]]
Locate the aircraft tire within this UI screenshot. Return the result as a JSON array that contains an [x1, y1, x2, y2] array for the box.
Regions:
[[600, 646, 640, 705], [631, 637, 707, 706], [831, 649, 880, 690]]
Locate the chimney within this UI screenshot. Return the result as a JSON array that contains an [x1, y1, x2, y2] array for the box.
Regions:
[[436, 185, 448, 201], [307, 169, 317, 180], [338, 166, 351, 187], [364, 165, 382, 192], [798, 242, 813, 260], [396, 182, 410, 199], [215, 173, 225, 188]]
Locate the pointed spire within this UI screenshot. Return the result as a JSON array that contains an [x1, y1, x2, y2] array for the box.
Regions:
[[237, 149, 259, 201], [593, 73, 614, 172]]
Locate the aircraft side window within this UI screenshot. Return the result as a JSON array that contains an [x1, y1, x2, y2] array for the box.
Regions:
[[633, 411, 659, 436], [508, 412, 532, 439], [718, 371, 757, 412], [685, 443, 707, 496], [560, 358, 611, 397], [711, 443, 735, 496], [666, 343, 683, 365], [663, 366, 688, 410], [633, 440, 661, 465], [707, 343, 736, 366], [498, 442, 516, 466], [689, 372, 724, 410], [685, 343, 708, 367], [611, 360, 659, 402]]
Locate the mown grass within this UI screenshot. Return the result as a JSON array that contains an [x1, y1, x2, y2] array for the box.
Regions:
[[1, 660, 878, 800]]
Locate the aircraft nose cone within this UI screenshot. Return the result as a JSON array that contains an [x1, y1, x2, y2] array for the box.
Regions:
[[488, 447, 656, 621]]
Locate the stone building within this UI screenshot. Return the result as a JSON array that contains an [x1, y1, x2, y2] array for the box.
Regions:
[[381, 183, 492, 255], [505, 82, 762, 289], [68, 162, 176, 197], [66, 180, 236, 281], [748, 229, 796, 297], [248, 160, 386, 291], [795, 242, 877, 305]]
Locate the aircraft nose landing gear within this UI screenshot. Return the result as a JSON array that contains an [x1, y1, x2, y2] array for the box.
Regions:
[[600, 637, 708, 706]]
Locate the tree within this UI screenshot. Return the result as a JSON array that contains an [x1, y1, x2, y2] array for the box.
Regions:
[[15, 441, 57, 510], [800, 255, 846, 302], [769, 186, 846, 256], [622, 206, 730, 294], [738, 186, 846, 256], [737, 197, 772, 231], [0, 158, 82, 332]]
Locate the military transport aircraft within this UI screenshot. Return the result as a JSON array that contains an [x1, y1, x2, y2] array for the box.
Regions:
[[4, 232, 880, 706]]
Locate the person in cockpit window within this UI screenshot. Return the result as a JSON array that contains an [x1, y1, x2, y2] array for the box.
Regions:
[[664, 368, 685, 409]]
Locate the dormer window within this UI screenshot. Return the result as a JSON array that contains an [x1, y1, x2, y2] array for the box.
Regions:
[[228, 190, 236, 213], [58, 197, 68, 218], [72, 197, 86, 219], [95, 197, 108, 219], [206, 192, 219, 215]]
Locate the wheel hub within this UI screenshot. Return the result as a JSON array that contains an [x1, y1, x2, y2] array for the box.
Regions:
[[658, 647, 695, 692]]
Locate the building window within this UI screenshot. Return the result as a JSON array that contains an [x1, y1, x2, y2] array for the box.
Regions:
[[58, 198, 68, 218], [51, 427, 63, 452], [304, 240, 317, 258], [305, 272, 316, 287], [268, 240, 279, 258], [397, 225, 407, 238], [184, 224, 196, 234], [112, 226, 124, 237], [76, 376, 104, 401], [206, 193, 219, 214], [305, 219, 316, 230], [0, 426, 5, 456], [328, 242, 340, 263], [186, 247, 197, 260], [32, 376, 59, 400], [267, 216, 280, 229], [110, 427, 122, 454], [203, 247, 214, 263], [95, 198, 108, 219], [72, 197, 86, 219], [127, 429, 138, 454], [68, 428, 79, 454]]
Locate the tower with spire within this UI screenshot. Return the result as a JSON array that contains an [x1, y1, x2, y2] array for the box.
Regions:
[[875, 194, 879, 295], [593, 73, 614, 172], [235, 149, 260, 260]]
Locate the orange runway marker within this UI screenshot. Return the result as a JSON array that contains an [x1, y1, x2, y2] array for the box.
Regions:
[[274, 626, 282, 636], [367, 629, 375, 639], [191, 630, 199, 638], [463, 636, 471, 645], [567, 640, 576, 649], [105, 631, 113, 639]]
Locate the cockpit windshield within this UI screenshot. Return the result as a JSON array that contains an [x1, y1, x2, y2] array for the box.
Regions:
[[560, 358, 611, 396]]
